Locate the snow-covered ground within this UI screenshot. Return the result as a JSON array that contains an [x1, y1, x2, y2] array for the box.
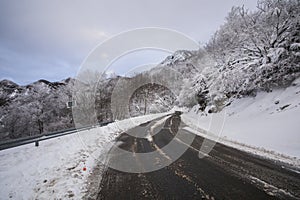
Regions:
[[182, 78, 300, 166], [0, 113, 169, 200]]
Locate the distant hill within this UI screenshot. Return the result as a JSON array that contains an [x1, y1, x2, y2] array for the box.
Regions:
[[0, 78, 74, 140]]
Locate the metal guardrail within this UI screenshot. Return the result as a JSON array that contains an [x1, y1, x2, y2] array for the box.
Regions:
[[0, 121, 114, 151], [0, 113, 175, 151]]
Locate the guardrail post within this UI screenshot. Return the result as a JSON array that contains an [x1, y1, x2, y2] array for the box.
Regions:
[[35, 141, 39, 147]]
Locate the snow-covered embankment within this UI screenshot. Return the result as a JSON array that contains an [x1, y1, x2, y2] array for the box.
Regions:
[[182, 78, 300, 166]]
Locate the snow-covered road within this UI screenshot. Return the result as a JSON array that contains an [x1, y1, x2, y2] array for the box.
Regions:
[[0, 113, 169, 200]]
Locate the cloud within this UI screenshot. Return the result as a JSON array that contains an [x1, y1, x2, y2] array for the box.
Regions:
[[0, 0, 258, 84], [81, 29, 109, 42]]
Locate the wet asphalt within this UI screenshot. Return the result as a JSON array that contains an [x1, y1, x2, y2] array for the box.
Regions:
[[96, 114, 300, 200]]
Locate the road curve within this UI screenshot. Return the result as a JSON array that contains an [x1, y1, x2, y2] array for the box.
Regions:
[[96, 113, 300, 200]]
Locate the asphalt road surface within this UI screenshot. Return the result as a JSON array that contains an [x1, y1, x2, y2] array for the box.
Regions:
[[96, 113, 300, 200]]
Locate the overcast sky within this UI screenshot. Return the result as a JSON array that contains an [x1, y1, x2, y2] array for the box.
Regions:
[[0, 0, 257, 85]]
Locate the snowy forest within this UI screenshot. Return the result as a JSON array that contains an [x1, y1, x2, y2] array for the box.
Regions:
[[0, 0, 299, 141]]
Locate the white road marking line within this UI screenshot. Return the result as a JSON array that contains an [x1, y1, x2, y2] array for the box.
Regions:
[[174, 137, 210, 158], [249, 175, 298, 199]]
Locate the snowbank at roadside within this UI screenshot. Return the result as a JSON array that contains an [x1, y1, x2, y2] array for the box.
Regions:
[[0, 112, 169, 200], [182, 78, 300, 166]]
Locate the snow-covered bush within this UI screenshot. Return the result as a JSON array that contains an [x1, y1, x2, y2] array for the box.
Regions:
[[205, 0, 300, 95]]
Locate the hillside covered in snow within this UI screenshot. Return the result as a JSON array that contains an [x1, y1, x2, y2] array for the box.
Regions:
[[0, 79, 74, 140]]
